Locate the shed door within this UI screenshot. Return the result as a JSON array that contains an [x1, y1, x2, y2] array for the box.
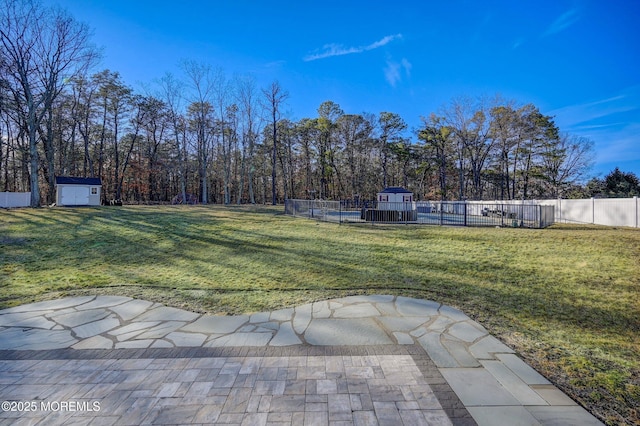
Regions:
[[61, 186, 90, 205]]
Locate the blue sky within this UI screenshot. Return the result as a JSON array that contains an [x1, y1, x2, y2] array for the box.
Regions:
[[54, 0, 640, 179]]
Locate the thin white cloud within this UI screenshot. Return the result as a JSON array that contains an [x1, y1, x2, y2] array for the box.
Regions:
[[512, 37, 525, 50], [368, 34, 402, 50], [572, 122, 627, 131], [264, 60, 286, 68], [401, 58, 412, 75], [384, 58, 412, 87], [550, 92, 637, 127], [590, 123, 640, 164], [384, 62, 401, 87], [542, 8, 580, 37], [304, 34, 402, 61], [550, 87, 640, 169]]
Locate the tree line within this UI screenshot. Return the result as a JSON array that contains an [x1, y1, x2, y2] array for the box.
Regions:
[[1, 0, 598, 207], [585, 168, 640, 198]]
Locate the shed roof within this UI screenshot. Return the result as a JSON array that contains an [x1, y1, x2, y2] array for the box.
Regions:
[[379, 186, 412, 194], [55, 176, 102, 186]]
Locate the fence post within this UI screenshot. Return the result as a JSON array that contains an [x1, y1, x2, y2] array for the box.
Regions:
[[635, 196, 638, 228], [592, 197, 595, 224], [557, 198, 562, 223], [403, 201, 407, 225], [463, 201, 468, 226]]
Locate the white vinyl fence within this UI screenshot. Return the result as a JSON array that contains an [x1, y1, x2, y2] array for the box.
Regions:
[[470, 198, 639, 228], [537, 197, 639, 228], [286, 198, 639, 228], [0, 192, 31, 208]]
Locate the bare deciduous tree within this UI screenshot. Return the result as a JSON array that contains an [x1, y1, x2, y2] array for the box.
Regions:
[[235, 74, 261, 204], [0, 0, 98, 206], [262, 80, 288, 205], [158, 72, 189, 204], [182, 60, 215, 204]]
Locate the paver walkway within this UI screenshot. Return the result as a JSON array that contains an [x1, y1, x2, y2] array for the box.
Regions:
[[0, 295, 602, 425]]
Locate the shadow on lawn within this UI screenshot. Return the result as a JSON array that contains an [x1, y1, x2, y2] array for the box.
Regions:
[[2, 206, 638, 423], [2, 207, 638, 337], [5, 207, 638, 336]]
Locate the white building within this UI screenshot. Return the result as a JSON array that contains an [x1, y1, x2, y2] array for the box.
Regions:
[[377, 187, 415, 211], [55, 176, 102, 206]]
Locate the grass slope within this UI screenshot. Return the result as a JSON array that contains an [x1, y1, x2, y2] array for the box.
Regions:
[[1, 205, 638, 424]]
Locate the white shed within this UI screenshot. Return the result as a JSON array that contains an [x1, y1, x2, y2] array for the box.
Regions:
[[377, 187, 414, 211], [55, 176, 102, 206], [359, 186, 418, 221]]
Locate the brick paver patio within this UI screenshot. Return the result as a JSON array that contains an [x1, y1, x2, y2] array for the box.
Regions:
[[0, 296, 603, 425]]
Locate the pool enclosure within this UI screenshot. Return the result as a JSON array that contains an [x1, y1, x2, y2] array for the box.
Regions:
[[284, 199, 555, 229]]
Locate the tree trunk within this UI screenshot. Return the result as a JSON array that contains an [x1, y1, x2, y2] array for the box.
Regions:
[[271, 109, 277, 205], [44, 109, 56, 204], [28, 123, 40, 206]]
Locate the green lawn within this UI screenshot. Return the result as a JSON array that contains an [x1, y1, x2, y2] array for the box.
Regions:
[[1, 205, 638, 425]]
